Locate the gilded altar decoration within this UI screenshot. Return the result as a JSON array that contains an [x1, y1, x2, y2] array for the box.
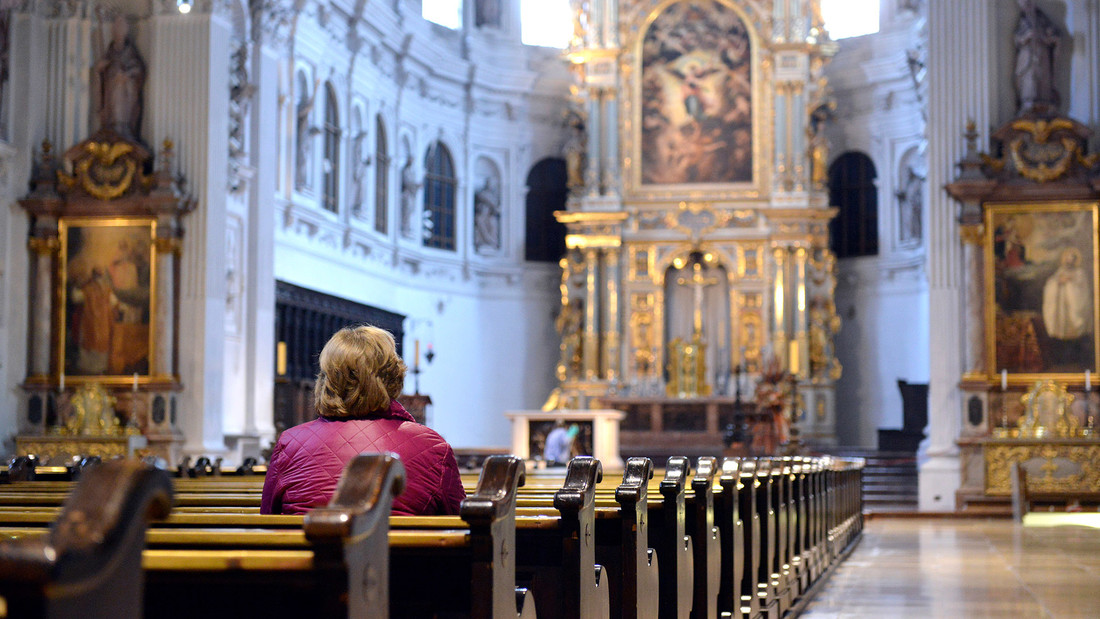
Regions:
[[984, 440, 1100, 495], [1017, 379, 1080, 438], [978, 117, 1099, 184], [667, 332, 709, 398], [57, 140, 148, 200], [58, 382, 139, 437]]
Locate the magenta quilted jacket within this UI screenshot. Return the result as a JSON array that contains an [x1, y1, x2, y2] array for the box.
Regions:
[[260, 400, 465, 515]]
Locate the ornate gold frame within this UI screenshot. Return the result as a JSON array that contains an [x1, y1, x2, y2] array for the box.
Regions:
[[983, 201, 1099, 384], [57, 217, 158, 386], [623, 0, 770, 201]]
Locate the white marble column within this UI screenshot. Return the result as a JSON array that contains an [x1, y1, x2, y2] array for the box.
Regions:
[[245, 39, 279, 440], [921, 0, 994, 511], [145, 10, 232, 454]]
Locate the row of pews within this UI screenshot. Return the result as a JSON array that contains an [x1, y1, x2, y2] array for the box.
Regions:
[[0, 453, 863, 619]]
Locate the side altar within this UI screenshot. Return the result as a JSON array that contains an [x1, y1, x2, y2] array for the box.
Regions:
[[551, 0, 843, 449], [16, 131, 194, 464], [943, 1, 1100, 505]]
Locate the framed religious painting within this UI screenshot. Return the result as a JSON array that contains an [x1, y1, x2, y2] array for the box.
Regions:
[[625, 0, 765, 199], [984, 202, 1099, 382], [58, 217, 157, 383]]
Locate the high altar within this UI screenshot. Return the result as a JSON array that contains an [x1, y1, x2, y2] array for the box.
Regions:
[[553, 0, 843, 449]]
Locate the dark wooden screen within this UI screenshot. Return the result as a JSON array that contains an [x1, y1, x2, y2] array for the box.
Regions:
[[273, 281, 404, 433]]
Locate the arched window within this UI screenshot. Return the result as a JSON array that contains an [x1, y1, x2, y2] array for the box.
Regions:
[[521, 0, 572, 48], [322, 83, 340, 213], [820, 0, 879, 39], [374, 116, 389, 234], [525, 158, 568, 262], [828, 152, 878, 258], [423, 0, 461, 29], [423, 142, 456, 251]]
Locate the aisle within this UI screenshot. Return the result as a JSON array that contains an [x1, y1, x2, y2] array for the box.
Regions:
[[801, 516, 1100, 618]]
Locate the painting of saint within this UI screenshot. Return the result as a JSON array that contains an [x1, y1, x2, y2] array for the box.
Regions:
[[641, 0, 752, 185], [62, 219, 154, 377], [988, 205, 1097, 375]]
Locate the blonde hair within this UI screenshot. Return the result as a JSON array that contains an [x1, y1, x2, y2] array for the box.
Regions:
[[313, 326, 407, 418]]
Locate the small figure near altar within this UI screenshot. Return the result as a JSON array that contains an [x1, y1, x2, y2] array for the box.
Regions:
[[755, 357, 794, 446]]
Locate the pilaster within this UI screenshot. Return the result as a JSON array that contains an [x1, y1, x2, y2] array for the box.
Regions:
[[922, 0, 995, 511], [145, 9, 232, 454]]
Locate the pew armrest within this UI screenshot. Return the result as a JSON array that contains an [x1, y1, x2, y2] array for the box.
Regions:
[[304, 453, 406, 542], [460, 454, 526, 523], [553, 456, 603, 514], [0, 460, 173, 617]]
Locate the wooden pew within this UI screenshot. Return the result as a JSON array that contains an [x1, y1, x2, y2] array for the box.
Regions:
[[0, 459, 173, 618], [685, 457, 720, 619], [0, 454, 536, 619], [0, 453, 863, 619]]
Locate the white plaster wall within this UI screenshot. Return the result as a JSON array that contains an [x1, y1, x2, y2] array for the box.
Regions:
[[834, 259, 929, 446], [823, 4, 929, 448]]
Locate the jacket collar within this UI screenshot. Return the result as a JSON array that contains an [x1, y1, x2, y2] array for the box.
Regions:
[[378, 399, 415, 422], [320, 399, 415, 422]]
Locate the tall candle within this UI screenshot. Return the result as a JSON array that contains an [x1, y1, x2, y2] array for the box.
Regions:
[[276, 341, 287, 376], [133, 372, 139, 393], [1001, 369, 1007, 391], [1086, 370, 1091, 391], [59, 373, 64, 392], [414, 339, 420, 370], [789, 339, 800, 375]]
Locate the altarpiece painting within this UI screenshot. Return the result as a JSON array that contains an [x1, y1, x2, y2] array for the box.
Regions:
[[986, 202, 1098, 378], [60, 217, 156, 378], [640, 0, 753, 185]]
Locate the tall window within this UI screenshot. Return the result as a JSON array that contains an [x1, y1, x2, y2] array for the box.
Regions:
[[322, 84, 340, 213], [525, 158, 568, 262], [374, 116, 389, 234], [423, 0, 461, 29], [423, 142, 456, 251], [829, 152, 878, 259], [820, 0, 879, 39], [521, 0, 572, 48]]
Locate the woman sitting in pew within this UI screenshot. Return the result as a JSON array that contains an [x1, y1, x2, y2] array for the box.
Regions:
[[261, 325, 466, 515]]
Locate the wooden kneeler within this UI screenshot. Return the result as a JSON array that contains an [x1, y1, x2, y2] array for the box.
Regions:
[[0, 459, 173, 619]]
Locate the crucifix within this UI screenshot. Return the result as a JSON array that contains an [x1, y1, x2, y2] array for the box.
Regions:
[[676, 258, 720, 336]]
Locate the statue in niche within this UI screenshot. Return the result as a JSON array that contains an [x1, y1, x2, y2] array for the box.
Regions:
[[475, 0, 501, 28], [1014, 0, 1060, 116], [295, 79, 320, 189], [399, 155, 421, 238], [473, 175, 501, 252], [563, 109, 586, 193], [896, 164, 924, 244], [349, 129, 371, 217], [94, 15, 146, 140], [807, 99, 835, 189]]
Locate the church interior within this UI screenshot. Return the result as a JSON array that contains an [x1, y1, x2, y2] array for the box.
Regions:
[[1, 0, 1100, 615]]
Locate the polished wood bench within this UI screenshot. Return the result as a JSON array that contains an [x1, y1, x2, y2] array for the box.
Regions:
[[0, 454, 536, 619]]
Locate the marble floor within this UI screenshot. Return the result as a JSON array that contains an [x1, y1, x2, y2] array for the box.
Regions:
[[801, 516, 1100, 618]]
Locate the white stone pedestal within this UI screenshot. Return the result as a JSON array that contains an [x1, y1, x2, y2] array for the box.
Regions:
[[505, 409, 625, 471]]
